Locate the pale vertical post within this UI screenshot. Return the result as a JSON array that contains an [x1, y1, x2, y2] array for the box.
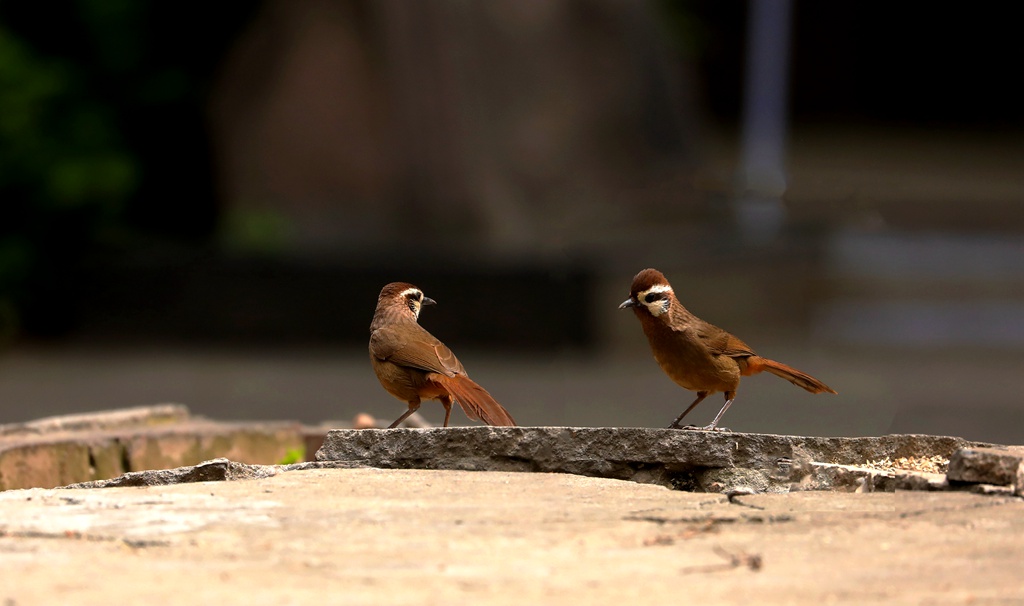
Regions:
[[735, 0, 794, 243]]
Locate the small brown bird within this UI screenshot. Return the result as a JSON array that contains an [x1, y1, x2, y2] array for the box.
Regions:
[[620, 268, 836, 430], [369, 282, 516, 428]]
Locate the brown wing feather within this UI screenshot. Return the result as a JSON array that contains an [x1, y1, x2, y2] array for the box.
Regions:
[[692, 322, 757, 358], [370, 323, 466, 377]]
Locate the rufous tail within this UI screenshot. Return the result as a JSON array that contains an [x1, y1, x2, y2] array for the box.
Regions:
[[437, 375, 517, 426], [744, 356, 837, 395]]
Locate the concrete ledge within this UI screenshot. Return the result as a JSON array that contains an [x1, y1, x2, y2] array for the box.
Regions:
[[315, 427, 994, 493], [0, 405, 306, 490], [0, 404, 190, 437]]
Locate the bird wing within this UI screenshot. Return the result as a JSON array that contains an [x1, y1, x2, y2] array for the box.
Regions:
[[370, 323, 466, 377], [692, 322, 757, 358]]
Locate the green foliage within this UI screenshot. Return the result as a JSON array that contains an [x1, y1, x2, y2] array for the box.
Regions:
[[0, 27, 137, 211], [0, 2, 260, 339], [277, 447, 306, 466], [222, 208, 295, 256], [1, 23, 139, 338]]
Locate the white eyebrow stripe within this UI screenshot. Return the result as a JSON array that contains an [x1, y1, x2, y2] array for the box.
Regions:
[[644, 284, 673, 294], [398, 288, 423, 298]]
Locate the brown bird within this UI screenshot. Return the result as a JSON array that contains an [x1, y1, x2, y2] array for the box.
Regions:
[[620, 268, 836, 430], [369, 282, 516, 428]]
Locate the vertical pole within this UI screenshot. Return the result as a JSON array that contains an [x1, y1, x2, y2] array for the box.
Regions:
[[735, 0, 794, 244]]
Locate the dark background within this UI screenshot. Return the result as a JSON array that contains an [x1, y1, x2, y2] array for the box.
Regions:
[[1, 1, 1021, 443]]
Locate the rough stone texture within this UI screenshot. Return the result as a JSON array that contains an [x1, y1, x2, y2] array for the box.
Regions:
[[65, 459, 361, 489], [806, 463, 896, 493], [0, 406, 306, 490], [970, 483, 1017, 496], [947, 446, 1024, 486], [0, 467, 1022, 604], [895, 471, 948, 491], [119, 422, 305, 472], [1017, 462, 1024, 497], [0, 441, 93, 491], [64, 458, 275, 488], [316, 427, 990, 493]]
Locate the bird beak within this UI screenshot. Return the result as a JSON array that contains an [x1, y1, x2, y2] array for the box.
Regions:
[[619, 298, 636, 309], [422, 296, 436, 306]]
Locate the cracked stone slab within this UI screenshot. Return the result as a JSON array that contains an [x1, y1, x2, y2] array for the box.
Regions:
[[315, 427, 991, 492]]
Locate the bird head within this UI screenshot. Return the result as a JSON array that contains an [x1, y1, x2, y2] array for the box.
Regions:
[[618, 268, 674, 318], [377, 282, 436, 320]]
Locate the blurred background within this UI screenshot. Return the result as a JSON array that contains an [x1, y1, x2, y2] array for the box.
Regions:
[[0, 1, 1021, 443]]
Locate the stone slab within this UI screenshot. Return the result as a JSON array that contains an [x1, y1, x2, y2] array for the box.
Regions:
[[316, 427, 989, 492], [0, 408, 306, 490], [947, 446, 1024, 486]]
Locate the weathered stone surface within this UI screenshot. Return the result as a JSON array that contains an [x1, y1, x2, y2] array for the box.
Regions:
[[3, 468, 1024, 604], [64, 458, 270, 488], [65, 459, 361, 489], [969, 483, 1017, 496], [895, 471, 948, 491], [0, 440, 93, 491], [805, 463, 896, 493], [1017, 462, 1024, 497], [316, 427, 990, 492], [947, 446, 1024, 486], [120, 422, 305, 472], [1, 407, 307, 490]]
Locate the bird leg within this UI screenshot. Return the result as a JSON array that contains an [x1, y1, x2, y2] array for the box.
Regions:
[[701, 392, 735, 431], [387, 399, 421, 429], [668, 391, 708, 429], [440, 395, 454, 428]]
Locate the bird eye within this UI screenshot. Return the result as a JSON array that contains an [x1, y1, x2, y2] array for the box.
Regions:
[[644, 293, 660, 303], [410, 291, 422, 301]]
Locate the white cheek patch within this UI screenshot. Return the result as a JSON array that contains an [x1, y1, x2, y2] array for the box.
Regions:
[[637, 285, 673, 317], [398, 288, 424, 319], [646, 299, 670, 316]]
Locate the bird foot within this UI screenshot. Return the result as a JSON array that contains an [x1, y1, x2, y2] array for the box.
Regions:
[[667, 423, 732, 432], [701, 424, 732, 432]]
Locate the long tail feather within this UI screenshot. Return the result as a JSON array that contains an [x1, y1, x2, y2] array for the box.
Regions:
[[745, 356, 837, 394], [437, 375, 516, 426]]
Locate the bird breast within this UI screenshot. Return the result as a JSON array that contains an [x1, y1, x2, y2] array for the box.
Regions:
[[640, 319, 740, 393]]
